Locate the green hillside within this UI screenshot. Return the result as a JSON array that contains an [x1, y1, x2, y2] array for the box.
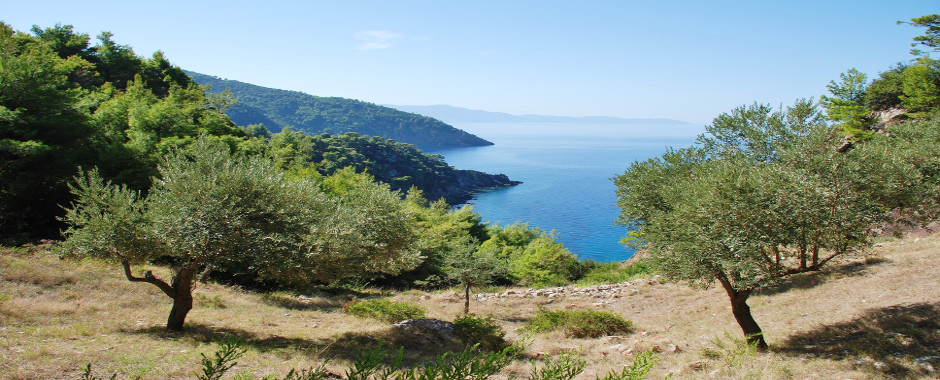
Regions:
[[187, 71, 493, 148]]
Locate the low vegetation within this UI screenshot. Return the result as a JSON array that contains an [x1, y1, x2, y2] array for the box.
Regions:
[[453, 314, 509, 351], [576, 258, 656, 286], [525, 309, 633, 338], [344, 299, 426, 323]]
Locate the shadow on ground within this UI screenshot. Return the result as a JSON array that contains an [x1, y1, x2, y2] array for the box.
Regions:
[[775, 302, 940, 377], [756, 257, 891, 296], [122, 322, 468, 367]]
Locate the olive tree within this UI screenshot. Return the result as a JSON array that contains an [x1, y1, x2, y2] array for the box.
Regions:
[[60, 137, 420, 330], [614, 100, 937, 349]]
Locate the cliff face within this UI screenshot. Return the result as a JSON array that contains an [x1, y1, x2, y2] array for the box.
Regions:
[[433, 170, 522, 205]]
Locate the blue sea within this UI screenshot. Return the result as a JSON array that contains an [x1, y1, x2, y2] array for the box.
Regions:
[[427, 122, 701, 263]]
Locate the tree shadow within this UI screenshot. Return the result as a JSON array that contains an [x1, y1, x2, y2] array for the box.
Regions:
[[775, 302, 940, 377], [257, 287, 392, 312], [121, 323, 327, 354], [321, 329, 467, 366], [258, 293, 349, 312], [122, 321, 468, 367], [756, 257, 891, 296]]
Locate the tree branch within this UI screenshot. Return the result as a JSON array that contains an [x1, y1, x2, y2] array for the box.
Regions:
[[116, 252, 177, 298]]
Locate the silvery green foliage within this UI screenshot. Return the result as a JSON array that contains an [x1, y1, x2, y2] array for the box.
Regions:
[[60, 136, 423, 329], [145, 137, 325, 277], [615, 100, 940, 348]]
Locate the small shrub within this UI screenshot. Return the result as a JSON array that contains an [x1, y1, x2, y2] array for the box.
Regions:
[[196, 336, 246, 380], [80, 364, 117, 380], [701, 332, 759, 367], [596, 349, 660, 380], [345, 298, 425, 323], [528, 351, 586, 380], [195, 293, 226, 309], [525, 309, 632, 338], [453, 314, 508, 351], [577, 258, 656, 286]]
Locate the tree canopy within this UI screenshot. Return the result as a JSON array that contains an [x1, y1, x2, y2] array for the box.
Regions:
[[614, 100, 940, 349], [59, 138, 423, 330]]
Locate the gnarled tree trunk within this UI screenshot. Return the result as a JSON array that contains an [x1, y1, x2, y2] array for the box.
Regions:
[[718, 275, 768, 351], [166, 264, 198, 331], [120, 254, 201, 331]]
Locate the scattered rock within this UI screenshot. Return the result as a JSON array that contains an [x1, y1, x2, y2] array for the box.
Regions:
[[915, 356, 940, 374], [472, 277, 663, 301], [688, 360, 709, 371], [607, 344, 630, 353], [603, 335, 630, 343], [392, 318, 456, 346], [854, 357, 875, 368]]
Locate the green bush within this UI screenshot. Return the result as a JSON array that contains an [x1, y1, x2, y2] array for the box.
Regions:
[[525, 309, 632, 338], [577, 258, 656, 286], [345, 298, 425, 323], [509, 237, 584, 287], [475, 223, 585, 287], [453, 314, 508, 351]]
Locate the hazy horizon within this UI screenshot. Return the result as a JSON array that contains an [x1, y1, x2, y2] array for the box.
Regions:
[[4, 1, 937, 124]]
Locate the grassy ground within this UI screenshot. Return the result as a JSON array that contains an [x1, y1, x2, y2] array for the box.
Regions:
[[1, 233, 938, 379]]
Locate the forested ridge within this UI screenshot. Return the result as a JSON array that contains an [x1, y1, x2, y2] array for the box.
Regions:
[[186, 71, 494, 148]]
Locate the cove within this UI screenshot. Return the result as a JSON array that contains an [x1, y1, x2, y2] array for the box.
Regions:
[[428, 122, 700, 263]]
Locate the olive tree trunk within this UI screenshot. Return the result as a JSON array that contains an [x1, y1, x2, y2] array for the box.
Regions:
[[165, 264, 197, 331], [464, 285, 471, 315], [120, 256, 200, 331], [718, 276, 768, 351]]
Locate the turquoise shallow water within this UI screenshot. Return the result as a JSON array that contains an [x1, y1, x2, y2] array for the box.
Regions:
[[427, 122, 700, 263]]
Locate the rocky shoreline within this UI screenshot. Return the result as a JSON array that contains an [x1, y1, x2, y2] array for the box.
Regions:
[[437, 169, 522, 205]]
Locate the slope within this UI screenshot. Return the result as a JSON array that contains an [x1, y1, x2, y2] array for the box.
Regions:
[[1, 232, 937, 379]]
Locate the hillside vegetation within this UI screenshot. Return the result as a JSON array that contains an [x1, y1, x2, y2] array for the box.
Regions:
[[1, 231, 937, 379], [187, 72, 493, 149], [0, 23, 515, 245]]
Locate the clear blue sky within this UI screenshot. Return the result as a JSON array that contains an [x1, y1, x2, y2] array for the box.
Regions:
[[3, 1, 937, 124]]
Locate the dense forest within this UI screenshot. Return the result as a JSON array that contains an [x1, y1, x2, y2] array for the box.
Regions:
[[186, 71, 494, 148]]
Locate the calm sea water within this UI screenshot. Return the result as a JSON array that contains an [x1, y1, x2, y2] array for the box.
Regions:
[[427, 122, 701, 263]]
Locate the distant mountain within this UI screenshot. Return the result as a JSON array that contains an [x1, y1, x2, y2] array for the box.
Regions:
[[385, 104, 697, 125], [186, 72, 493, 148]]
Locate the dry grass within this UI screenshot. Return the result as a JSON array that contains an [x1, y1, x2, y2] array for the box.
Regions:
[[1, 232, 939, 379]]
